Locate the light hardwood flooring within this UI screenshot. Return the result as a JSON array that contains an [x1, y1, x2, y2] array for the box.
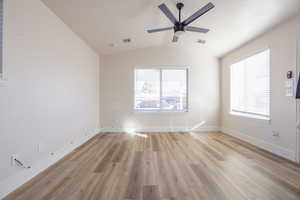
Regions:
[[4, 132, 300, 200]]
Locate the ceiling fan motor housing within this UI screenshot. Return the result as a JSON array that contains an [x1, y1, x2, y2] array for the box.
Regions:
[[174, 22, 185, 32]]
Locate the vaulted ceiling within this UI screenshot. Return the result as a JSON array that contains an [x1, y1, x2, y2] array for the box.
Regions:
[[42, 0, 300, 56]]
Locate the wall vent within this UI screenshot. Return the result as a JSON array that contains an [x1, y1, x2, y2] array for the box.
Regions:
[[123, 38, 131, 43]]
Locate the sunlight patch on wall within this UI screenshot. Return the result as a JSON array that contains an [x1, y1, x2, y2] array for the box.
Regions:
[[189, 121, 206, 131]]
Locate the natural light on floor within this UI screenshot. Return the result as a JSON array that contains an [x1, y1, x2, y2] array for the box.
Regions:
[[126, 128, 149, 138]]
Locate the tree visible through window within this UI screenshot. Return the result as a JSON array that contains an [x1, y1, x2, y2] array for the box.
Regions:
[[230, 49, 270, 119], [135, 68, 188, 112]]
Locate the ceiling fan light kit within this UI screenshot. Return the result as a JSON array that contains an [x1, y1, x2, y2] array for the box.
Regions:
[[174, 30, 184, 37], [147, 2, 215, 43]]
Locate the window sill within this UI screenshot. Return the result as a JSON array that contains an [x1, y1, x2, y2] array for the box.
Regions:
[[0, 78, 7, 86], [134, 110, 188, 114], [229, 111, 270, 121]]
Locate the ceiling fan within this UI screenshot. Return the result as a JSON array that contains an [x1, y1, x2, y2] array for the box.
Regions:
[[147, 2, 215, 42]]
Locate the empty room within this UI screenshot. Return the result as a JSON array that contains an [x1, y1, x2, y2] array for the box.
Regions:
[[1, 0, 300, 199]]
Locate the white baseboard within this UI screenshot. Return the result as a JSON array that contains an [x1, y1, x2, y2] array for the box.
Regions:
[[100, 125, 220, 133], [0, 130, 100, 200], [100, 126, 296, 161], [221, 127, 296, 162]]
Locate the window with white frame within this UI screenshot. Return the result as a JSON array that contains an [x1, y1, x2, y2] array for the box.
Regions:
[[134, 68, 188, 112], [230, 49, 270, 119]]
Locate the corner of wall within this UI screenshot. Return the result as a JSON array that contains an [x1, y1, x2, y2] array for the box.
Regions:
[[221, 127, 296, 162]]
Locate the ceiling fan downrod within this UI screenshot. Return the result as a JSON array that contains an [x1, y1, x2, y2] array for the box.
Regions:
[[176, 2, 184, 23]]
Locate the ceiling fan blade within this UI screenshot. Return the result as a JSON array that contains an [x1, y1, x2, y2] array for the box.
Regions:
[[147, 27, 174, 33], [158, 3, 178, 24], [183, 2, 215, 26], [172, 35, 179, 42], [185, 26, 209, 33]]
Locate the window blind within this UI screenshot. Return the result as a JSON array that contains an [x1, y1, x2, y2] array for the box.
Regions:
[[230, 49, 270, 118]]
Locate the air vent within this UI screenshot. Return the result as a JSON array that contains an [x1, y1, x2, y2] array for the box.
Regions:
[[123, 38, 131, 43], [197, 39, 206, 44]]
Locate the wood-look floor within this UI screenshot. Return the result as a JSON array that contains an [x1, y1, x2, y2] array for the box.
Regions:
[[4, 132, 300, 200]]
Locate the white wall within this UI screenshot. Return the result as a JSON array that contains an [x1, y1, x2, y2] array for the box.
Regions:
[[0, 0, 100, 198], [221, 13, 300, 161], [100, 46, 220, 132]]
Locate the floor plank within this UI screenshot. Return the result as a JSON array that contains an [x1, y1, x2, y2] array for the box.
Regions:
[[4, 132, 300, 200]]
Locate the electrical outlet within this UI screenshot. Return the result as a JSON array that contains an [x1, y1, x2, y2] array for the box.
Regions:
[[272, 131, 280, 137]]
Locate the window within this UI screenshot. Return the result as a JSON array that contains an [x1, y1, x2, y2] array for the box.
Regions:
[[230, 49, 270, 119], [134, 68, 188, 112]]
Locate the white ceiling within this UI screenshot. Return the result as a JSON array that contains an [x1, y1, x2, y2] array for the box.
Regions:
[[42, 0, 300, 56]]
